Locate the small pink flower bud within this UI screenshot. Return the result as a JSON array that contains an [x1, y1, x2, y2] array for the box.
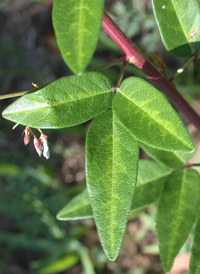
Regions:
[[33, 136, 43, 157], [24, 134, 30, 146], [22, 126, 31, 146]]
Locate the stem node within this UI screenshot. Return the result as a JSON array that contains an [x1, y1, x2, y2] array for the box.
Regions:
[[102, 11, 200, 130]]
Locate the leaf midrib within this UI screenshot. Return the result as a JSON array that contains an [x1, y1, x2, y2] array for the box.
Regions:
[[78, 0, 84, 70], [119, 90, 191, 150], [165, 169, 186, 268], [4, 89, 112, 115], [170, 0, 191, 47], [110, 112, 115, 257]]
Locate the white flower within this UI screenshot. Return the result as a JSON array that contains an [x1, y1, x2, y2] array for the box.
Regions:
[[38, 129, 50, 159]]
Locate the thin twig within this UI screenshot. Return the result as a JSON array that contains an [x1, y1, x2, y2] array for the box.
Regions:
[[0, 83, 48, 100], [87, 57, 126, 72], [171, 54, 197, 81], [116, 61, 129, 87]]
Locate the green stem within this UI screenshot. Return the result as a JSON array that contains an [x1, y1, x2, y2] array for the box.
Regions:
[[116, 61, 129, 87], [0, 83, 49, 100], [1, 58, 126, 100], [87, 57, 126, 72], [172, 54, 197, 81]]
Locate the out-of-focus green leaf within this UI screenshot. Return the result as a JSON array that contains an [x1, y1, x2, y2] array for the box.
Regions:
[[86, 109, 139, 261], [156, 168, 200, 273], [0, 163, 21, 175], [53, 0, 103, 74], [142, 244, 159, 254], [31, 240, 85, 272], [0, 232, 58, 252], [113, 77, 195, 153], [57, 160, 171, 220], [197, 58, 200, 76], [189, 205, 200, 274], [2, 72, 113, 128], [141, 143, 194, 168], [79, 247, 95, 274], [39, 255, 79, 274], [152, 0, 200, 57]]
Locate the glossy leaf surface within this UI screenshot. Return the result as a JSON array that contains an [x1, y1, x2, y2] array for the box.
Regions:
[[2, 72, 113, 129], [86, 109, 139, 260], [39, 255, 79, 274], [189, 205, 200, 274], [53, 0, 103, 74], [113, 77, 195, 152], [141, 143, 194, 168], [57, 160, 170, 220], [152, 0, 200, 57], [156, 168, 200, 273]]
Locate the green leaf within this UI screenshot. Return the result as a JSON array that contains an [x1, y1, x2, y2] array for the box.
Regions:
[[57, 189, 93, 220], [141, 143, 194, 169], [57, 160, 171, 221], [113, 77, 195, 153], [152, 0, 200, 57], [189, 204, 200, 274], [79, 247, 95, 274], [156, 168, 200, 273], [86, 109, 139, 261], [2, 72, 113, 129], [39, 255, 79, 274], [52, 0, 103, 74], [197, 57, 200, 76], [132, 160, 170, 210]]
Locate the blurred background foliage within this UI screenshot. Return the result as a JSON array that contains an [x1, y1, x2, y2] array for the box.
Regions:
[[0, 0, 200, 273]]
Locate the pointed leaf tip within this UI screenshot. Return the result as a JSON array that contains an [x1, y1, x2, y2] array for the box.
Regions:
[[141, 143, 194, 169], [3, 72, 113, 129], [86, 109, 139, 260], [56, 189, 93, 220], [53, 0, 104, 73], [113, 77, 195, 153]]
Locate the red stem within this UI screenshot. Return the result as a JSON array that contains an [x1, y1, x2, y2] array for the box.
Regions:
[[102, 12, 200, 130]]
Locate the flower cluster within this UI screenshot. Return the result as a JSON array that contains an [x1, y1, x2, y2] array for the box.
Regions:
[[22, 126, 50, 159]]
